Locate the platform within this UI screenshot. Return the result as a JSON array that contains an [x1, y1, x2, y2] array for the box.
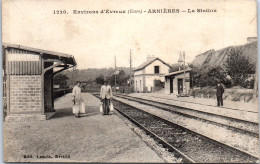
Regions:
[[129, 93, 259, 123], [4, 93, 164, 163]]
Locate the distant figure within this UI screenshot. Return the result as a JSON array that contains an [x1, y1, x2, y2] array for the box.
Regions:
[[100, 80, 113, 115], [216, 81, 225, 106], [72, 81, 85, 118], [191, 88, 196, 98]]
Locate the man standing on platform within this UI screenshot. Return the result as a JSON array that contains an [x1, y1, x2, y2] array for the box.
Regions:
[[216, 81, 225, 106], [100, 80, 113, 115]]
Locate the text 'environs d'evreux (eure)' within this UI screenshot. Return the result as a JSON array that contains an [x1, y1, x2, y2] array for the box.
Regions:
[[53, 8, 217, 15]]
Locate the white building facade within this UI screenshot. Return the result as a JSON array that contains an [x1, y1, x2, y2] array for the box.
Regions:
[[134, 57, 171, 92]]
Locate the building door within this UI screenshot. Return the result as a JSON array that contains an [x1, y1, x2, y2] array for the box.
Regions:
[[178, 79, 183, 94], [136, 81, 138, 92], [170, 78, 173, 93]]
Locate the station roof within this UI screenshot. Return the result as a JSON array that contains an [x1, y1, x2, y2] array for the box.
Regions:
[[2, 43, 77, 66], [164, 69, 191, 77], [134, 57, 171, 71]]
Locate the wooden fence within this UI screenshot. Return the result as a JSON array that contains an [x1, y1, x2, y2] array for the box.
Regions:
[[82, 85, 135, 94]]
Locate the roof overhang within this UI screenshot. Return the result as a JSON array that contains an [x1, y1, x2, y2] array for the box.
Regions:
[[134, 57, 171, 71], [164, 69, 192, 77], [3, 43, 77, 66]]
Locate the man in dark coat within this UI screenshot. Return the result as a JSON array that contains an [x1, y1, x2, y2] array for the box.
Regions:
[[216, 81, 225, 106]]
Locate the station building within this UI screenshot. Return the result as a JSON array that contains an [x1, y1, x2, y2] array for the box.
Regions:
[[133, 56, 171, 93], [2, 43, 76, 121], [164, 69, 191, 95]]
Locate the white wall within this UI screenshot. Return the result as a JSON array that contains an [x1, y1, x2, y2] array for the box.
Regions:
[[144, 59, 170, 92], [134, 69, 143, 76], [134, 59, 170, 92], [134, 76, 143, 92], [144, 60, 170, 74], [134, 69, 144, 92]]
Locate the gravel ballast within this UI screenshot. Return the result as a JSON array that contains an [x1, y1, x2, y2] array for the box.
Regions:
[[114, 96, 259, 157]]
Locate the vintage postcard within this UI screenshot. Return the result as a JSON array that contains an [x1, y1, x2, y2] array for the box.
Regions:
[[2, 0, 259, 163]]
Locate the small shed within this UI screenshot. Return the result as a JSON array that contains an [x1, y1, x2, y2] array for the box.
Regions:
[[2, 43, 76, 121], [164, 69, 191, 95]]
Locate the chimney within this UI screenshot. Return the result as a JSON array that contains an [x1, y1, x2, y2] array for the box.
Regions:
[[247, 37, 257, 43], [147, 55, 156, 61]]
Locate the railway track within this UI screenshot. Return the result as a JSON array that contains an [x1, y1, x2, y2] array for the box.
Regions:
[[92, 93, 259, 163], [114, 93, 259, 137], [140, 94, 258, 114]]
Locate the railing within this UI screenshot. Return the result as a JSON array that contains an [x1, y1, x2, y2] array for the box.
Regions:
[[3, 76, 7, 118]]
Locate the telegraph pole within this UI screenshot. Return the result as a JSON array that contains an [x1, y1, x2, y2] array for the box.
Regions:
[[130, 49, 132, 86], [115, 55, 117, 87], [178, 51, 183, 71], [253, 64, 258, 102], [183, 51, 186, 94]]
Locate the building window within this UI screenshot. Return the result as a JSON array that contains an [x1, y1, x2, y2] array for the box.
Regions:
[[154, 66, 160, 74]]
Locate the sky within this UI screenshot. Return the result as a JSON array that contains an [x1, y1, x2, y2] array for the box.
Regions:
[[2, 0, 257, 69]]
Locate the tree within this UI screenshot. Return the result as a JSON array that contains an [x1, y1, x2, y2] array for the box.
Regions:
[[154, 79, 164, 87], [225, 48, 255, 86], [187, 64, 198, 87], [53, 74, 69, 88], [95, 74, 105, 85], [169, 64, 184, 73], [117, 70, 128, 85], [108, 70, 128, 86], [208, 67, 225, 83]]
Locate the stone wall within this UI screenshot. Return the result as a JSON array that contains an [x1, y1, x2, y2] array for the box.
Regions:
[[9, 75, 42, 113]]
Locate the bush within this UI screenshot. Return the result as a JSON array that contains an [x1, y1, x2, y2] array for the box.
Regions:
[[225, 48, 255, 86], [242, 78, 254, 89], [193, 87, 216, 98], [53, 88, 72, 99], [118, 86, 134, 94], [153, 79, 164, 92], [193, 87, 254, 102]]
